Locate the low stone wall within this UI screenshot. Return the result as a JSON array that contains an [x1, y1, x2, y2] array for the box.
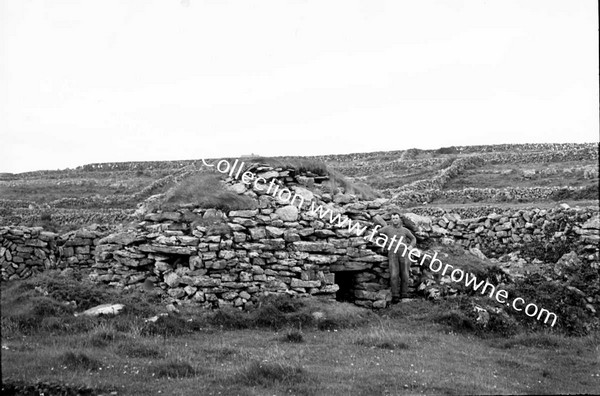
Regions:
[[338, 143, 598, 178], [91, 206, 399, 310], [2, 205, 598, 310], [1, 162, 598, 311], [2, 208, 134, 227], [390, 185, 593, 205], [0, 227, 109, 280], [0, 227, 58, 279], [423, 207, 599, 261]]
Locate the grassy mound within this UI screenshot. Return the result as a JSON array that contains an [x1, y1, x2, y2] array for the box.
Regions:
[[160, 172, 257, 211], [1, 270, 161, 336]]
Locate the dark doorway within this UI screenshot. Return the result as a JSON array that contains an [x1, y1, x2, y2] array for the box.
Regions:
[[335, 271, 358, 302]]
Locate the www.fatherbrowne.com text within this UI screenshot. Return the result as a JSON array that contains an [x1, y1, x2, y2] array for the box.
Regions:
[[201, 158, 558, 327]]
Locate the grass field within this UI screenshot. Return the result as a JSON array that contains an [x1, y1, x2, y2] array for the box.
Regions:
[[2, 273, 599, 395]]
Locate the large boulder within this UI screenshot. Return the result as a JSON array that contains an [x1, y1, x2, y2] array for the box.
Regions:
[[76, 304, 124, 317]]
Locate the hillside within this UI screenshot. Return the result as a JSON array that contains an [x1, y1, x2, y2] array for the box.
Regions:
[[1, 143, 598, 231]]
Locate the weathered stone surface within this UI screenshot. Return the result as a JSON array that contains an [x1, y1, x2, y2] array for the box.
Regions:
[[114, 250, 146, 259], [150, 212, 182, 222], [138, 244, 196, 255], [168, 288, 185, 298], [291, 279, 321, 288], [283, 231, 301, 242], [189, 255, 203, 269], [249, 228, 266, 240], [330, 262, 372, 272], [229, 209, 259, 218], [227, 183, 247, 194], [275, 206, 299, 221], [402, 213, 432, 232], [306, 254, 338, 264], [193, 275, 221, 287], [24, 239, 47, 247], [293, 241, 335, 253], [265, 226, 285, 237], [582, 214, 600, 230], [77, 304, 124, 317], [98, 232, 142, 246], [261, 239, 286, 250], [293, 186, 314, 203], [469, 247, 487, 260], [164, 272, 180, 287], [314, 229, 335, 238], [257, 170, 279, 179]]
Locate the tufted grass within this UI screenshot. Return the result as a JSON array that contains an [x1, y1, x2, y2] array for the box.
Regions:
[[161, 172, 257, 211], [2, 271, 599, 395], [3, 303, 598, 395], [148, 360, 198, 378], [57, 351, 101, 371]]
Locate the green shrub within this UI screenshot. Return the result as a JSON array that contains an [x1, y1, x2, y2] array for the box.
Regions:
[[436, 147, 460, 155], [206, 295, 374, 331], [518, 238, 574, 263], [263, 294, 305, 313], [208, 295, 314, 331], [549, 183, 599, 201], [116, 341, 163, 358], [1, 294, 76, 334], [140, 314, 192, 337], [430, 297, 520, 337], [317, 318, 340, 331], [57, 351, 101, 371], [491, 333, 564, 349], [19, 272, 113, 311], [203, 346, 239, 361], [238, 361, 309, 387], [209, 308, 251, 330], [485, 312, 520, 337], [354, 328, 410, 350], [283, 329, 304, 343], [434, 310, 477, 333], [505, 274, 598, 336], [86, 323, 123, 347], [149, 360, 197, 378]]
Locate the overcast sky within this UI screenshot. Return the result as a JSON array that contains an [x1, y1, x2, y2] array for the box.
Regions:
[[1, 0, 598, 173]]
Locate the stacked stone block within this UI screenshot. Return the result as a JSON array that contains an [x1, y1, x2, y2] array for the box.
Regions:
[[0, 227, 58, 280]]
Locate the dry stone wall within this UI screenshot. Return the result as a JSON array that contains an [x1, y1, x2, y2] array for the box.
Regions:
[[91, 206, 397, 310], [391, 185, 594, 206], [2, 205, 597, 310], [1, 163, 598, 311], [0, 226, 109, 280], [425, 208, 599, 261]]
